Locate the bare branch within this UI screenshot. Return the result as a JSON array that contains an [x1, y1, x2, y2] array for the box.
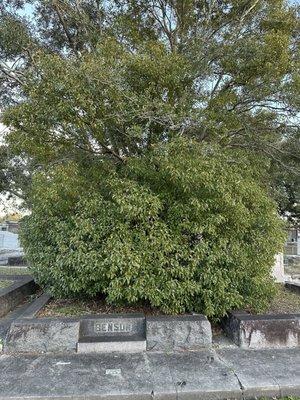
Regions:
[[52, 0, 79, 56], [0, 64, 23, 86]]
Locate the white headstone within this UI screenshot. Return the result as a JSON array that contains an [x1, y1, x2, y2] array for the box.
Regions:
[[272, 253, 285, 283]]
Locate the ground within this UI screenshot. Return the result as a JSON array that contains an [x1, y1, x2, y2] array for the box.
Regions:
[[38, 296, 164, 318], [38, 284, 300, 318], [0, 266, 29, 275], [0, 280, 12, 289], [0, 348, 299, 399], [266, 285, 300, 314]]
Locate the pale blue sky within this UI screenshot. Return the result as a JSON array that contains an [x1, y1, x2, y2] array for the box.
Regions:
[[19, 0, 299, 17]]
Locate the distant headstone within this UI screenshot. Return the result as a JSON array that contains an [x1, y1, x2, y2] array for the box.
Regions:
[[272, 253, 285, 283], [0, 231, 21, 251]]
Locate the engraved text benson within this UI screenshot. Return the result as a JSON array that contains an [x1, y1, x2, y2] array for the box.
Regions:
[[95, 322, 132, 333]]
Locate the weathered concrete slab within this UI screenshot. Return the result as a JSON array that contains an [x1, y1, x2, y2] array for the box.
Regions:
[[146, 353, 177, 400], [0, 348, 299, 399], [218, 349, 280, 398], [4, 317, 80, 354], [0, 353, 169, 400], [219, 348, 300, 398], [165, 350, 242, 400], [223, 311, 300, 349], [0, 276, 38, 318], [146, 314, 212, 351]]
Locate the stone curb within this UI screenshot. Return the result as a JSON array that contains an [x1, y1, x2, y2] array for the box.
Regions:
[[0, 277, 38, 319], [21, 293, 52, 319], [223, 311, 300, 349], [4, 313, 213, 354], [285, 281, 300, 295], [0, 274, 32, 280], [146, 314, 212, 351]]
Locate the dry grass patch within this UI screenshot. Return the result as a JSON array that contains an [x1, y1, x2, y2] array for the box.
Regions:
[[0, 267, 29, 276], [264, 285, 300, 314], [38, 297, 165, 318]]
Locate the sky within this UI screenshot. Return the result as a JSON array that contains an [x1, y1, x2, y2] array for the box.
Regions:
[[0, 124, 22, 217]]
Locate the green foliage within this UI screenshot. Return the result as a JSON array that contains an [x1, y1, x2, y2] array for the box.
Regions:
[[21, 139, 285, 317], [0, 1, 299, 222], [4, 39, 192, 164], [0, 1, 296, 315]]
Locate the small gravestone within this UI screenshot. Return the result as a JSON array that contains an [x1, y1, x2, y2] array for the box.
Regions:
[[77, 314, 146, 353]]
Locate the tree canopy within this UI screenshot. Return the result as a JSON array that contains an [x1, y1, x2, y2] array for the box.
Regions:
[[0, 1, 298, 222]]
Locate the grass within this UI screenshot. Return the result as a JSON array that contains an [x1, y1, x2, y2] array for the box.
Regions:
[[265, 285, 300, 314], [0, 280, 13, 289], [0, 267, 29, 276]]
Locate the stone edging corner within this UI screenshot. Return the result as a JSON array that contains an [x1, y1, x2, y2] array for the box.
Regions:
[[223, 311, 300, 349]]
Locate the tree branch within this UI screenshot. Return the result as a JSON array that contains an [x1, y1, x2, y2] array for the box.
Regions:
[[52, 1, 79, 56]]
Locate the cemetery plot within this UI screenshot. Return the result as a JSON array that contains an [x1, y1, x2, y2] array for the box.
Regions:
[[3, 283, 300, 354], [38, 297, 164, 318], [265, 285, 300, 314]]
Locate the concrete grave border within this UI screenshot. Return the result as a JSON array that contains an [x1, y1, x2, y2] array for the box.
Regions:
[[146, 314, 212, 351], [223, 311, 300, 349], [0, 276, 38, 318], [285, 281, 300, 295], [4, 313, 213, 354]]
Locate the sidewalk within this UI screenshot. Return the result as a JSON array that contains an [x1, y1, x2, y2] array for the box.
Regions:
[[0, 347, 299, 399]]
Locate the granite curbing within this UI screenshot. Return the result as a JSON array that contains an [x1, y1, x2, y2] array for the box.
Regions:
[[4, 313, 213, 354], [0, 276, 38, 319], [4, 318, 80, 354], [5, 307, 300, 354], [223, 311, 300, 349], [21, 293, 52, 319], [146, 314, 212, 351]]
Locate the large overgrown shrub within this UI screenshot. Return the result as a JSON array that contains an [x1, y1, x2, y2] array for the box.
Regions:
[[20, 139, 285, 317]]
